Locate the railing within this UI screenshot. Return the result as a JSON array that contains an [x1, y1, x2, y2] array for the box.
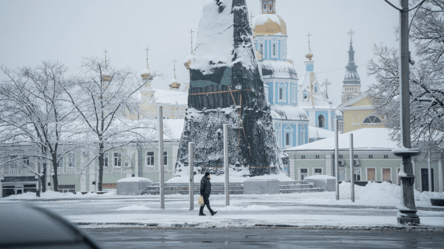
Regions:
[[66, 168, 76, 174]]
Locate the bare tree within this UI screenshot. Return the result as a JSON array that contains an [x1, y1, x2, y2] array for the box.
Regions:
[[368, 0, 444, 151], [0, 62, 76, 194], [61, 58, 156, 191]]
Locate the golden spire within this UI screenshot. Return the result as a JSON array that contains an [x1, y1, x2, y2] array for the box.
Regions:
[[145, 47, 150, 69], [173, 59, 177, 79], [169, 59, 181, 90], [305, 32, 313, 61], [348, 28, 355, 44]]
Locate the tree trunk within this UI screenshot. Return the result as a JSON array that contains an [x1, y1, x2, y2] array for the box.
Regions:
[[52, 153, 59, 192], [98, 143, 104, 191]]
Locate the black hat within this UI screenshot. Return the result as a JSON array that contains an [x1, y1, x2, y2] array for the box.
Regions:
[[205, 172, 210, 177]]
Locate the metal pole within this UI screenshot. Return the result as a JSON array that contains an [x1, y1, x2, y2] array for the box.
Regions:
[[0, 175, 3, 198], [189, 142, 194, 211], [438, 154, 443, 193], [158, 106, 165, 209], [395, 0, 420, 224], [349, 133, 354, 202], [224, 124, 229, 206], [335, 118, 339, 201], [428, 150, 432, 192]]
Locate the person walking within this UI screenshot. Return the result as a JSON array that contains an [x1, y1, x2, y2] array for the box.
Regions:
[[199, 172, 217, 216]]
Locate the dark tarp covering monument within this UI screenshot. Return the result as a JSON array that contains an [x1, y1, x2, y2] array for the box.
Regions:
[[174, 0, 282, 177]]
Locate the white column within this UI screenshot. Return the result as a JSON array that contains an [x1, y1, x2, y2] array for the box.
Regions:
[[439, 154, 443, 193], [224, 124, 230, 206], [350, 133, 355, 202], [159, 106, 165, 209], [189, 142, 194, 211]]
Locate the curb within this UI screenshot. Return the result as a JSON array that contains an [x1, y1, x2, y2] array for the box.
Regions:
[[77, 222, 444, 232]]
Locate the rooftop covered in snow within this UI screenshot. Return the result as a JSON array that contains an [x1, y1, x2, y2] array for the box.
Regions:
[[285, 128, 398, 152]]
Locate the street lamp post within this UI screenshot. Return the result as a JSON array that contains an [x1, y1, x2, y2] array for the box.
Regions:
[[391, 0, 420, 225]]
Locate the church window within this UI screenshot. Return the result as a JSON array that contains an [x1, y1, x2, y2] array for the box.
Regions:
[[363, 116, 382, 124], [273, 44, 276, 56], [269, 1, 273, 11], [285, 133, 290, 146], [279, 88, 283, 100], [303, 91, 308, 100], [318, 115, 325, 128], [260, 44, 264, 57], [263, 1, 267, 10], [314, 83, 319, 93]]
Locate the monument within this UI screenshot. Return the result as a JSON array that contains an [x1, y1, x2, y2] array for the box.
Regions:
[[174, 0, 282, 178]]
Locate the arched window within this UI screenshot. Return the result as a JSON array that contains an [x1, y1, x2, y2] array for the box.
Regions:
[[260, 44, 264, 56], [318, 115, 325, 128], [263, 1, 267, 10], [314, 83, 319, 93], [303, 90, 308, 100], [285, 133, 290, 146], [273, 44, 276, 56], [363, 116, 382, 124], [269, 1, 273, 11]]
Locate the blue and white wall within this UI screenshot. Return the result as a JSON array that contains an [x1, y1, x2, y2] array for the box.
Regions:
[[255, 37, 288, 61], [274, 122, 309, 149]]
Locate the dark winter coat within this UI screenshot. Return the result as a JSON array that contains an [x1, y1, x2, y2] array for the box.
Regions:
[[200, 176, 211, 196]]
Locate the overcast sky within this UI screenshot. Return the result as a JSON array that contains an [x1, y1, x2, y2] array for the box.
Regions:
[[0, 0, 400, 106]]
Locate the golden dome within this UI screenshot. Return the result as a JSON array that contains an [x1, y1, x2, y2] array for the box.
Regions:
[[305, 52, 313, 61], [253, 14, 287, 36], [255, 50, 262, 61], [141, 69, 152, 81], [169, 78, 181, 90], [184, 59, 192, 70]]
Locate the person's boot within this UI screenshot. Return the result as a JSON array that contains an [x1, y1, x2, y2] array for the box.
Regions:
[[211, 211, 217, 216], [199, 213, 206, 216], [199, 206, 205, 216]]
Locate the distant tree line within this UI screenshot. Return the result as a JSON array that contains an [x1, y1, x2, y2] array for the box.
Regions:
[[0, 58, 157, 195]]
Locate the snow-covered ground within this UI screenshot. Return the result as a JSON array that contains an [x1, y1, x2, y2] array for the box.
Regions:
[[1, 182, 444, 229]]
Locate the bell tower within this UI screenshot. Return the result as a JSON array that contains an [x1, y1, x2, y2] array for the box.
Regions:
[[261, 0, 276, 14]]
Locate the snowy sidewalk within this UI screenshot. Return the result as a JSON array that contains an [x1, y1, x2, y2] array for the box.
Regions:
[[2, 182, 444, 230]]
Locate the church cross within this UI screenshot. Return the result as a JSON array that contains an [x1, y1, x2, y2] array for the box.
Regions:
[[145, 47, 150, 69], [348, 29, 355, 44], [104, 49, 108, 66], [307, 32, 312, 42], [173, 59, 177, 78]]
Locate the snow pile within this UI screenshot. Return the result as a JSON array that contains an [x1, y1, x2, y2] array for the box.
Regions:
[[168, 170, 292, 183], [3, 190, 116, 199], [219, 205, 277, 211], [339, 182, 444, 202], [117, 205, 151, 211], [305, 175, 335, 180], [117, 177, 153, 183]]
